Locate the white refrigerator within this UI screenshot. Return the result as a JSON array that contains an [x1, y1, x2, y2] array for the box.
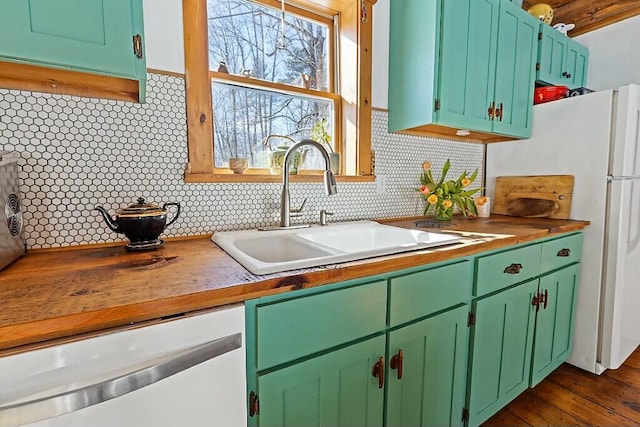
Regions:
[[486, 84, 640, 374]]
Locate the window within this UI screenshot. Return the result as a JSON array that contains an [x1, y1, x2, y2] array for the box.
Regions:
[[183, 0, 375, 182]]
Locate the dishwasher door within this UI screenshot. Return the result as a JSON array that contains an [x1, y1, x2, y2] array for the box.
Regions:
[[0, 305, 247, 427]]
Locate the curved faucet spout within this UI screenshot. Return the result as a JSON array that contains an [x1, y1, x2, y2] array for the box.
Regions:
[[280, 139, 337, 227]]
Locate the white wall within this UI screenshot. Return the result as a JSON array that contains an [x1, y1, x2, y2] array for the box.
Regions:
[[576, 15, 640, 90], [143, 0, 185, 74], [372, 0, 389, 109]]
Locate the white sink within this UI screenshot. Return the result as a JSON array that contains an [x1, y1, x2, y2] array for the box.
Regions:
[[212, 221, 461, 275]]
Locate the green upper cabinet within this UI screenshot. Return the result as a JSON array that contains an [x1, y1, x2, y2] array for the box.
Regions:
[[493, 0, 539, 138], [437, 0, 498, 134], [386, 305, 469, 427], [530, 264, 580, 387], [257, 335, 385, 427], [0, 0, 146, 101], [389, 0, 538, 141], [537, 23, 589, 89]]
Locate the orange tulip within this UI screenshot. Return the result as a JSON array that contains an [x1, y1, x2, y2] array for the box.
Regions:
[[476, 196, 488, 206], [420, 185, 431, 195], [461, 178, 471, 187], [443, 199, 453, 209], [422, 161, 431, 171], [427, 194, 438, 205]]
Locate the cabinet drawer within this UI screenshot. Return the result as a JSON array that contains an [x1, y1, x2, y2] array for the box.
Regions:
[[541, 233, 583, 273], [256, 281, 387, 370], [389, 261, 471, 327], [475, 244, 541, 296]]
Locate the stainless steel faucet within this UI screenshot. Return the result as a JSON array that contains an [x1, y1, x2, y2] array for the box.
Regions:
[[280, 139, 337, 227]]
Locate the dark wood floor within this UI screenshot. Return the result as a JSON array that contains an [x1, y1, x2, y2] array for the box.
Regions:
[[483, 347, 640, 426]]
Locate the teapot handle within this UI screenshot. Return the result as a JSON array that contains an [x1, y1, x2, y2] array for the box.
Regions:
[[163, 202, 181, 228]]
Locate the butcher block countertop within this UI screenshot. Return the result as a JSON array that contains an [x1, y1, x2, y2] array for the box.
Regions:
[[0, 215, 589, 353]]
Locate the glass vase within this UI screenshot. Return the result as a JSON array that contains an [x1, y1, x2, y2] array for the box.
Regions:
[[435, 203, 453, 221]]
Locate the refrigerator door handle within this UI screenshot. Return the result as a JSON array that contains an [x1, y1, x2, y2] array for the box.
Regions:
[[607, 175, 640, 181]]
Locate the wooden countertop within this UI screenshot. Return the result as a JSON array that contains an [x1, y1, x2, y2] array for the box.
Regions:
[[0, 215, 589, 353]]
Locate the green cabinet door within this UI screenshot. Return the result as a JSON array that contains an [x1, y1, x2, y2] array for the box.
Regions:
[[467, 279, 538, 427], [0, 0, 145, 80], [537, 24, 588, 89], [530, 264, 580, 386], [257, 335, 385, 427], [438, 0, 499, 132], [492, 1, 538, 138], [386, 305, 469, 427], [564, 41, 589, 89], [537, 24, 566, 86]]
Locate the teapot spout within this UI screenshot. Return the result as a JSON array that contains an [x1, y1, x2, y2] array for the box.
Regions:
[[94, 206, 120, 233]]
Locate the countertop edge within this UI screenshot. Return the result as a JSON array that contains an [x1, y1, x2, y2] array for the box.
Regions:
[[0, 217, 589, 353]]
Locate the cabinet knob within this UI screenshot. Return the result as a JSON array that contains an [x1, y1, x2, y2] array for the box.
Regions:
[[372, 356, 385, 389], [562, 71, 572, 78], [390, 349, 404, 380], [504, 263, 523, 274], [557, 248, 571, 257], [496, 102, 504, 122], [487, 102, 496, 120]]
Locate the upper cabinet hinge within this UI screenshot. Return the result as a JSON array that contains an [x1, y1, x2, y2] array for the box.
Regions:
[[536, 63, 541, 71], [435, 99, 441, 111], [133, 34, 143, 59], [538, 31, 543, 40], [467, 312, 475, 327], [249, 391, 260, 417], [462, 407, 470, 422]]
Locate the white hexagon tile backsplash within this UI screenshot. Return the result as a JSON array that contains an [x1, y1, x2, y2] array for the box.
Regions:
[[0, 73, 483, 249]]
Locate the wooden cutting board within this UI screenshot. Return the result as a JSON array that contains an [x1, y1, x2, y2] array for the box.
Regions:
[[492, 175, 574, 219]]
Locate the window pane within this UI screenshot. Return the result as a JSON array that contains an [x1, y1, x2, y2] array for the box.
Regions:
[[212, 82, 334, 170], [207, 0, 330, 91]]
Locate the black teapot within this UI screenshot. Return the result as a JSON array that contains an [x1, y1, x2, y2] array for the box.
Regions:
[[95, 197, 181, 251]]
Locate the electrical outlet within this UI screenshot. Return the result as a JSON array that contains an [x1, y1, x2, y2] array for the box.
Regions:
[[376, 175, 387, 194]]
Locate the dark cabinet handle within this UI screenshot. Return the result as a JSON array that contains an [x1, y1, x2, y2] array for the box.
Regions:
[[504, 263, 523, 274], [496, 102, 504, 122], [562, 71, 572, 78], [390, 349, 404, 380], [557, 248, 571, 257], [249, 391, 259, 417], [532, 293, 540, 312], [488, 102, 496, 120], [542, 289, 549, 310], [372, 356, 385, 389]]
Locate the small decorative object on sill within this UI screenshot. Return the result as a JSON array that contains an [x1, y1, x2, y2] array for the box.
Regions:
[[310, 118, 338, 174], [301, 73, 312, 89], [217, 61, 229, 73], [418, 160, 482, 221], [229, 157, 248, 174], [242, 69, 251, 77]]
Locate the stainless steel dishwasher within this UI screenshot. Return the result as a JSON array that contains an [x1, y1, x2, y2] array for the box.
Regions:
[[0, 305, 247, 427]]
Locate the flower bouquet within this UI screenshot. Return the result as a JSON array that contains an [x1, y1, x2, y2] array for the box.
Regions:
[[418, 160, 482, 220]]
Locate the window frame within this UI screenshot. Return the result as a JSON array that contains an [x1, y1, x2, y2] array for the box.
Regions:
[[182, 0, 375, 183]]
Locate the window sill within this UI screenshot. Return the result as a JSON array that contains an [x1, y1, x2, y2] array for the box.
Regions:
[[184, 172, 375, 183]]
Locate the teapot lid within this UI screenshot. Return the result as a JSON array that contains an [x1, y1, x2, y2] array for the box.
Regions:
[[117, 197, 165, 216]]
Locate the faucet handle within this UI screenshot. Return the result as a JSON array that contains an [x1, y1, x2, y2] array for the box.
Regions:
[[290, 198, 307, 218], [319, 209, 334, 226]]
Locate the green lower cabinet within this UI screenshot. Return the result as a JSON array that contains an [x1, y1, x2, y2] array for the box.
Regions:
[[467, 279, 539, 427], [530, 264, 580, 386], [257, 335, 385, 427], [386, 305, 469, 427]]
